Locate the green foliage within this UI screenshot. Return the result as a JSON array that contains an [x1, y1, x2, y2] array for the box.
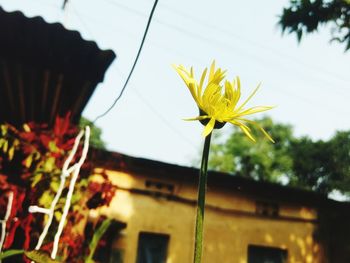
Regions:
[[0, 249, 24, 260], [24, 250, 61, 263], [209, 117, 294, 182], [209, 116, 350, 195], [279, 0, 350, 51], [290, 137, 331, 192], [79, 117, 106, 149], [291, 131, 350, 194], [85, 219, 112, 263], [328, 131, 350, 192]]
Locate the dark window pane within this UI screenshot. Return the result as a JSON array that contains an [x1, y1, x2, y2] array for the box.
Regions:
[[248, 245, 287, 263], [136, 232, 169, 263], [110, 249, 124, 263]]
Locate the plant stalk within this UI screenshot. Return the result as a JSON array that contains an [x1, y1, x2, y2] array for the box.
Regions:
[[193, 133, 212, 263]]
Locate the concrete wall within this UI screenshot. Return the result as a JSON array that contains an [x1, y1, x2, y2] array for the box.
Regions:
[[90, 168, 326, 263]]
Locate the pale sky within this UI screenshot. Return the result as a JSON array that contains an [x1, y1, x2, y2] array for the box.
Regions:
[[1, 0, 350, 167]]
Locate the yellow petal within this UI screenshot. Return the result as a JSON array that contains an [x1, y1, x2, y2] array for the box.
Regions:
[[173, 64, 199, 103], [232, 77, 241, 106], [237, 118, 274, 143], [237, 106, 274, 117], [224, 80, 233, 102], [209, 60, 216, 81], [238, 124, 256, 142], [259, 126, 275, 143], [183, 115, 210, 121], [202, 118, 216, 137], [198, 68, 208, 99], [202, 83, 221, 108], [236, 82, 261, 112]]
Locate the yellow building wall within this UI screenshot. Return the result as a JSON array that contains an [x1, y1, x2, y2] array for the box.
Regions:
[[91, 168, 326, 263]]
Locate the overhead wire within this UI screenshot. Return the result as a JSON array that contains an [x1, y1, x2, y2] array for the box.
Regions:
[[15, 0, 350, 94], [69, 2, 96, 39], [70, 8, 200, 147], [126, 96, 198, 151], [105, 0, 350, 92], [77, 0, 350, 95], [92, 0, 159, 123], [154, 19, 349, 97], [157, 1, 350, 85], [70, 1, 350, 119], [69, 2, 200, 151], [67, 5, 207, 64], [131, 86, 199, 151]]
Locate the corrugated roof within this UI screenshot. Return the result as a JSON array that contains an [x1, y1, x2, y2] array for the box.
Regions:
[[0, 6, 116, 126]]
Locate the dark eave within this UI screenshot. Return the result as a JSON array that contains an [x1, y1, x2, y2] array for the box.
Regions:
[[0, 6, 116, 126], [90, 149, 348, 208]]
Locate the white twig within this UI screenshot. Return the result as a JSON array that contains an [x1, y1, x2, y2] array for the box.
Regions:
[[0, 191, 14, 260], [30, 129, 84, 251], [51, 126, 90, 259], [28, 206, 50, 214]]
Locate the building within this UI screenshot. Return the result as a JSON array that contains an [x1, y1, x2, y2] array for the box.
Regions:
[[89, 150, 350, 263]]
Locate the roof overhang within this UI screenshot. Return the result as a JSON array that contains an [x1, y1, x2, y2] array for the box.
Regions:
[[0, 6, 116, 126], [89, 149, 341, 208]]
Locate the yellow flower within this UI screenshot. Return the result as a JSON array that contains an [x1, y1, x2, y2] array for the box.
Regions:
[[173, 61, 274, 142]]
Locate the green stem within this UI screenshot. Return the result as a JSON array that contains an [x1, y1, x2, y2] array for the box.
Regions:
[[0, 249, 24, 261], [193, 133, 212, 263]]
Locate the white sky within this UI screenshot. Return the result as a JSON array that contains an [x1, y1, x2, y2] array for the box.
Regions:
[[1, 0, 349, 167]]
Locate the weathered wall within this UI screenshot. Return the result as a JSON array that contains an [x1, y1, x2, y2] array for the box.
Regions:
[[91, 169, 326, 263]]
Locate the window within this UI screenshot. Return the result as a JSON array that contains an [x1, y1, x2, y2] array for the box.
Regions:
[[144, 180, 175, 199], [109, 249, 124, 263], [145, 180, 174, 193], [136, 232, 169, 263], [86, 219, 127, 263], [248, 245, 287, 263], [256, 201, 279, 217]]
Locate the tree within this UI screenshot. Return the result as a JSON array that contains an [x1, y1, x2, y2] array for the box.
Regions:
[[289, 137, 332, 193], [79, 117, 106, 149], [321, 131, 350, 193], [209, 116, 350, 195], [279, 0, 350, 50], [209, 117, 294, 183], [290, 131, 350, 194]]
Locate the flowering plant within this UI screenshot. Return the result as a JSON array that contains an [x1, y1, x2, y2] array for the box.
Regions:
[[0, 115, 115, 262], [174, 61, 274, 263]]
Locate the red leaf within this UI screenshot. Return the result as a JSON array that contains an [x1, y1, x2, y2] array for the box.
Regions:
[[40, 134, 52, 149], [54, 112, 72, 137], [3, 218, 20, 249], [20, 132, 36, 143], [21, 213, 33, 250]]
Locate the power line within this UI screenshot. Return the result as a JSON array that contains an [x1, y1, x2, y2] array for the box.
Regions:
[[152, 18, 349, 97], [132, 87, 198, 150], [68, 1, 350, 119], [106, 0, 350, 89], [69, 5, 199, 154], [69, 3, 96, 39], [67, 4, 207, 64], [62, 0, 68, 10], [157, 1, 350, 84], [75, 0, 350, 94], [103, 0, 145, 17], [92, 0, 159, 123], [112, 67, 198, 150]]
